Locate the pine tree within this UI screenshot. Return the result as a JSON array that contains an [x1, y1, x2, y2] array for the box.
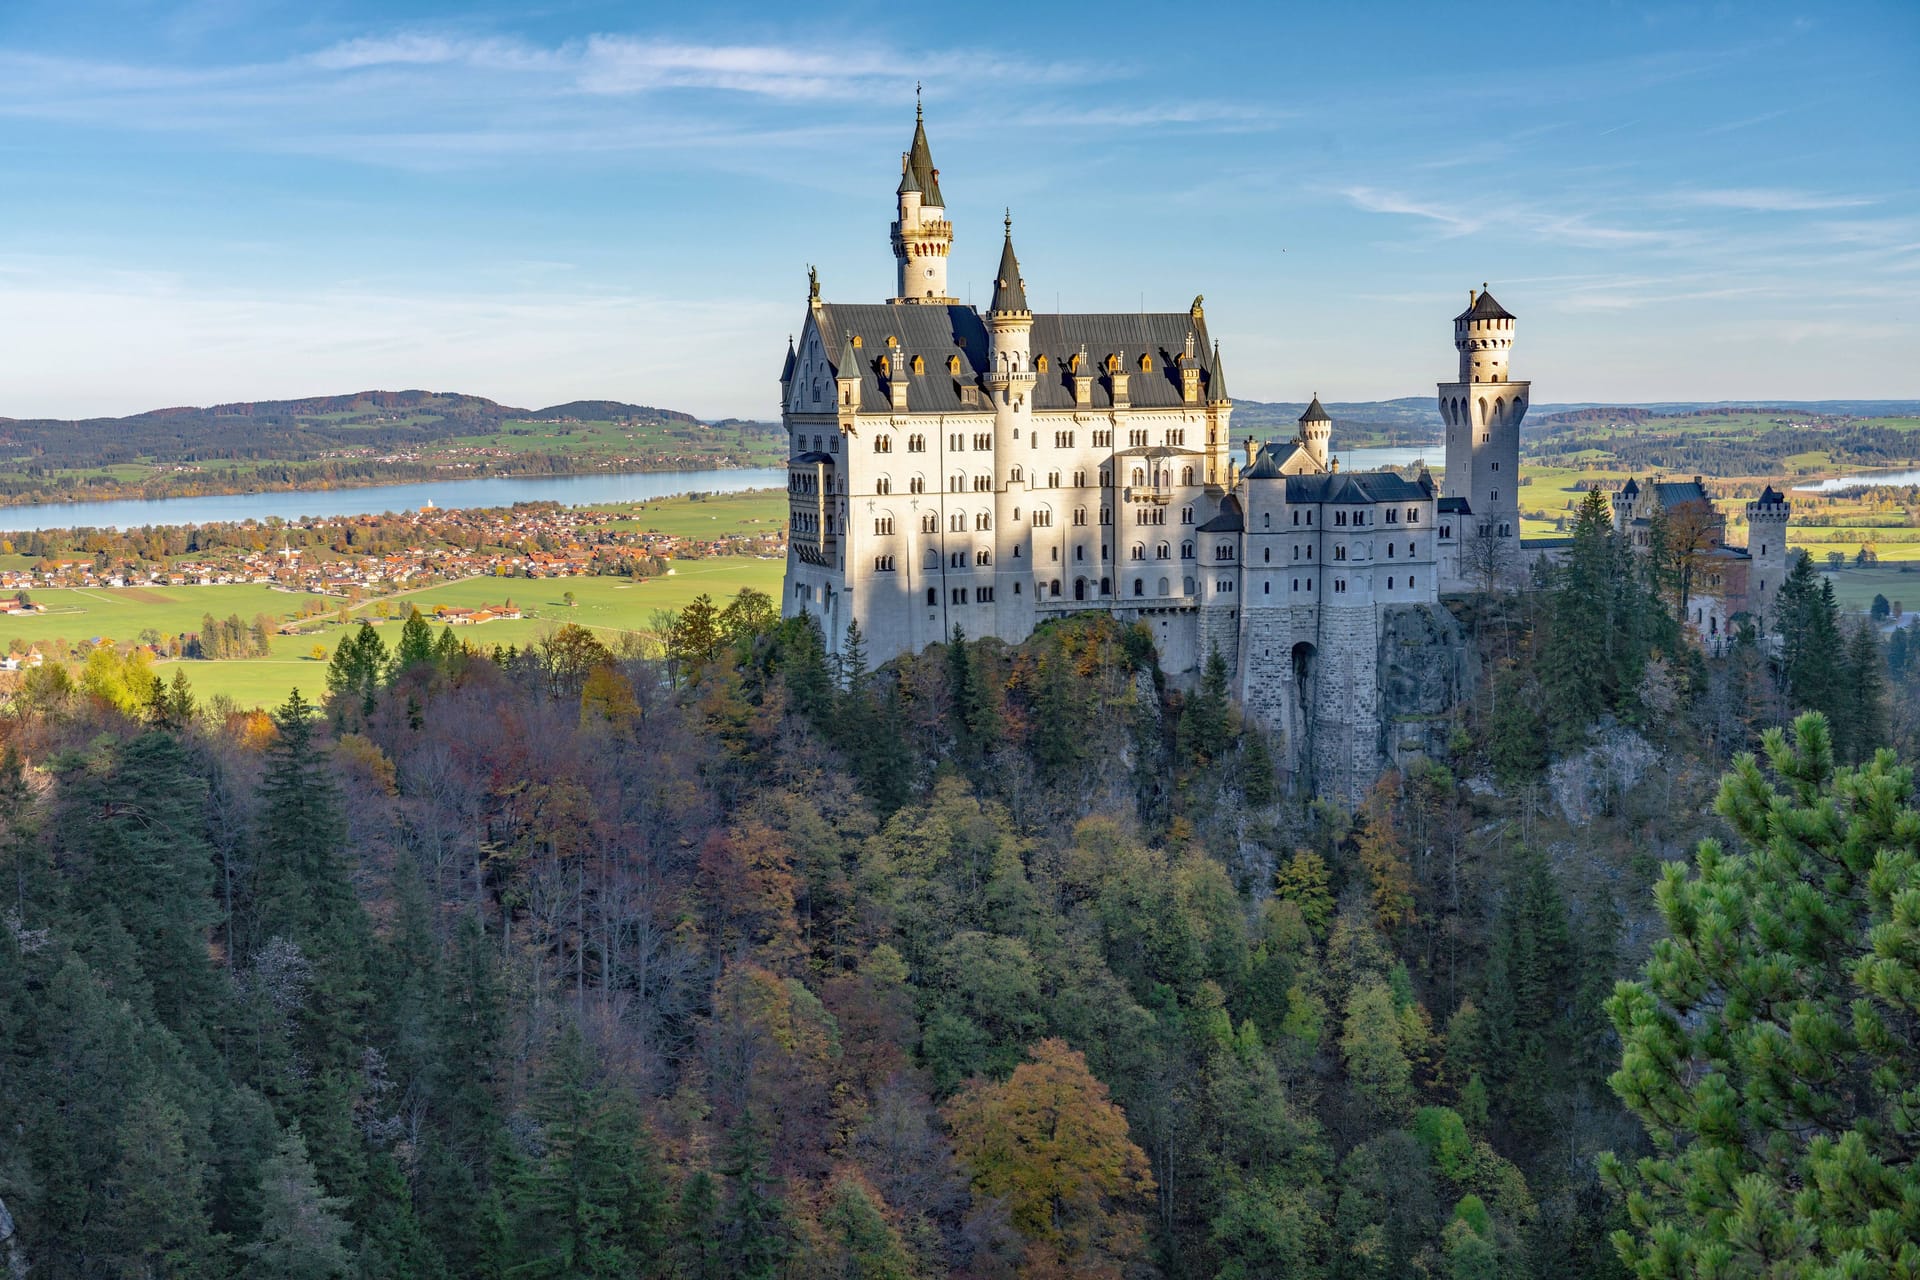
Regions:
[[512, 1025, 670, 1278], [392, 607, 435, 678], [1178, 646, 1234, 766], [1603, 713, 1920, 1277], [718, 1119, 789, 1280], [241, 1128, 354, 1280], [1840, 618, 1888, 763]]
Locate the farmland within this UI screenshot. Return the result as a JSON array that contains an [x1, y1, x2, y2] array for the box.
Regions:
[[5, 558, 784, 710]]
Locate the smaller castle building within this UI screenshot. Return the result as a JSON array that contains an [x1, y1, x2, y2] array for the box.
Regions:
[[1611, 477, 1792, 648]]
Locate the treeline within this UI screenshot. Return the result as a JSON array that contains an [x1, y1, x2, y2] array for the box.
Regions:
[[1526, 422, 1920, 476], [188, 613, 278, 661], [1, 541, 1915, 1276]]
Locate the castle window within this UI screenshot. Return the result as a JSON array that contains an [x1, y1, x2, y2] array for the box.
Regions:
[[1491, 490, 1499, 502], [910, 476, 925, 494], [1387, 577, 1394, 589], [875, 555, 896, 572], [1293, 511, 1300, 526], [1407, 508, 1419, 523], [1292, 578, 1298, 592], [976, 513, 992, 530], [1491, 461, 1499, 472], [830, 436, 839, 452], [875, 435, 891, 453], [1387, 543, 1395, 558], [977, 550, 992, 565], [1051, 579, 1061, 596], [1335, 579, 1346, 594], [911, 355, 924, 374], [1134, 578, 1144, 597], [1182, 506, 1194, 524], [1264, 581, 1270, 594], [852, 335, 863, 348], [1130, 429, 1148, 448], [1131, 467, 1146, 487], [1156, 542, 1171, 560], [1100, 507, 1112, 525], [1264, 547, 1271, 562], [1048, 470, 1060, 487], [947, 355, 962, 376], [909, 434, 925, 452], [974, 476, 990, 492], [1139, 353, 1152, 372], [1100, 468, 1112, 486], [1409, 574, 1415, 588], [1106, 353, 1122, 373], [928, 587, 937, 605], [876, 477, 892, 495], [974, 433, 992, 450], [950, 513, 965, 531], [1092, 430, 1112, 448], [1014, 581, 1021, 594], [953, 588, 965, 604], [1034, 508, 1052, 527], [1075, 545, 1085, 561], [885, 335, 897, 348], [1036, 354, 1049, 373], [1407, 543, 1415, 557], [1131, 543, 1145, 561], [1010, 466, 1023, 483], [874, 516, 894, 535], [1335, 545, 1346, 561], [1441, 524, 1451, 538], [1073, 507, 1087, 526], [1013, 508, 1021, 522], [1386, 508, 1398, 523], [1074, 470, 1086, 487], [1101, 577, 1111, 594], [1336, 511, 1348, 527], [1182, 541, 1194, 559]]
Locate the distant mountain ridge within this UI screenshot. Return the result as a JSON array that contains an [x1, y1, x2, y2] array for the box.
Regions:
[[0, 389, 706, 429]]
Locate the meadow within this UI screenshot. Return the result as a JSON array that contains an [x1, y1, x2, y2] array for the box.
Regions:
[[6, 558, 785, 710]]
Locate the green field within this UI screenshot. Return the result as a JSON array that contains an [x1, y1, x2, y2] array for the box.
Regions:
[[4, 559, 785, 710], [599, 488, 785, 538]]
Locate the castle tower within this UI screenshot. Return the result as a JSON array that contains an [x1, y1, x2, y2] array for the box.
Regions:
[[1299, 395, 1332, 470], [1438, 285, 1529, 557], [987, 215, 1036, 641], [1745, 484, 1792, 626], [890, 99, 955, 304], [1206, 338, 1234, 486]]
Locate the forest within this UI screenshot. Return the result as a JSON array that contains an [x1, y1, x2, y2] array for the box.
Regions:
[[1, 493, 1916, 1278]]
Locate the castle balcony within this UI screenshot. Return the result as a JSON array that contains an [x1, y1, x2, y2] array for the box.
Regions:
[[1124, 482, 1174, 506]]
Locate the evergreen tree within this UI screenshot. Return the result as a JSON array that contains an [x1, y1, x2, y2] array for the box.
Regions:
[[241, 1128, 354, 1280], [718, 1119, 789, 1280], [1178, 646, 1233, 766], [1840, 618, 1888, 763], [1604, 714, 1920, 1277], [1775, 551, 1843, 722], [512, 1025, 670, 1278], [392, 607, 435, 678]]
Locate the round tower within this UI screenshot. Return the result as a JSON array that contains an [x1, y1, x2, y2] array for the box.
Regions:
[[1299, 395, 1333, 471], [890, 98, 954, 304], [1437, 285, 1529, 558], [987, 214, 1035, 641], [1744, 484, 1792, 627]]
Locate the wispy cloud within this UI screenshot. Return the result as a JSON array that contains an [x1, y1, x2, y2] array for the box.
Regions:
[[1674, 187, 1877, 211]]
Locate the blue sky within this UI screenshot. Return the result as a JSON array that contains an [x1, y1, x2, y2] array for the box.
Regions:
[[0, 0, 1914, 419]]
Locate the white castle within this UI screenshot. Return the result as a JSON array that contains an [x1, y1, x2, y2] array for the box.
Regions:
[[778, 106, 1783, 798]]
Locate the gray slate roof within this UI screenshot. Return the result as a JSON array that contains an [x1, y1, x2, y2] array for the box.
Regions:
[[991, 232, 1028, 313], [1438, 496, 1473, 514], [1197, 496, 1243, 532], [1456, 289, 1515, 322], [1299, 396, 1330, 423], [807, 302, 1227, 414], [1757, 484, 1785, 504], [1282, 471, 1433, 505], [1651, 480, 1712, 508], [908, 115, 944, 206]]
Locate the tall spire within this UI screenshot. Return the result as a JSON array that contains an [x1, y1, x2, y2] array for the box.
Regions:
[[991, 212, 1027, 314], [906, 99, 944, 207], [1209, 341, 1229, 402]]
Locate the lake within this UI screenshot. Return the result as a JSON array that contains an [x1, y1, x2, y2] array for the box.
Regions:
[[0, 468, 791, 533], [1793, 468, 1920, 494], [0, 445, 1445, 533]]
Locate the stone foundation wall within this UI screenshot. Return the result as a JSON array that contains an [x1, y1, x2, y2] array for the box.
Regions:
[[1377, 603, 1468, 776], [1311, 605, 1382, 804]]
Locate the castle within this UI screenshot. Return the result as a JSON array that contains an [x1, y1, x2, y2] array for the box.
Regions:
[[780, 106, 1789, 797]]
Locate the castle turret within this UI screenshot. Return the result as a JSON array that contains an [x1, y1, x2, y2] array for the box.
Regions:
[[1745, 484, 1792, 626], [986, 214, 1036, 642], [1206, 340, 1234, 487], [1299, 395, 1332, 471], [1438, 285, 1529, 559], [890, 97, 955, 304]]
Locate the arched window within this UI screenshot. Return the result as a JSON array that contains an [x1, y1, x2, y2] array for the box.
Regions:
[[876, 477, 891, 495], [1158, 576, 1169, 595], [1131, 467, 1145, 486], [923, 548, 939, 569], [1100, 577, 1111, 595], [1181, 541, 1194, 559], [1133, 578, 1145, 597], [1182, 466, 1193, 484], [1010, 465, 1023, 483], [927, 587, 937, 605], [1156, 542, 1170, 560], [1130, 543, 1145, 561]]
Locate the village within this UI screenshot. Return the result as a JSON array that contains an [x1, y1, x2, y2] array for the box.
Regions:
[[0, 495, 788, 601]]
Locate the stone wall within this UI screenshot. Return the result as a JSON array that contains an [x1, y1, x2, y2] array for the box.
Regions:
[[1311, 605, 1383, 804], [1377, 602, 1469, 776]]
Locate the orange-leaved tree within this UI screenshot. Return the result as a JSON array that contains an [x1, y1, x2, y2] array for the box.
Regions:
[[944, 1038, 1154, 1277]]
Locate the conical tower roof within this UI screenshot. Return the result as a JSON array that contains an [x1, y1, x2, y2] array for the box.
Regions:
[[907, 104, 944, 207], [991, 217, 1028, 314], [1455, 286, 1515, 322], [1208, 341, 1229, 402], [834, 332, 861, 378], [1299, 395, 1331, 424], [896, 152, 920, 196], [780, 336, 796, 383]]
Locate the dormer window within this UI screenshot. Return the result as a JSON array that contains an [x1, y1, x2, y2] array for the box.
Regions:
[[1106, 353, 1122, 374], [947, 354, 962, 375], [1138, 354, 1153, 373], [911, 355, 924, 374], [1035, 354, 1049, 373], [851, 335, 863, 348]]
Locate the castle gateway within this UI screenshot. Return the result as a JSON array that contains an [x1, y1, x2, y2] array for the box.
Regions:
[[780, 106, 1618, 800]]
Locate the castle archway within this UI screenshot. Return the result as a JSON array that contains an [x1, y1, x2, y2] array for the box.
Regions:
[[1291, 641, 1317, 787]]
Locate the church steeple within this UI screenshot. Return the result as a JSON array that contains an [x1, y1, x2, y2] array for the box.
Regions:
[[890, 92, 954, 304]]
